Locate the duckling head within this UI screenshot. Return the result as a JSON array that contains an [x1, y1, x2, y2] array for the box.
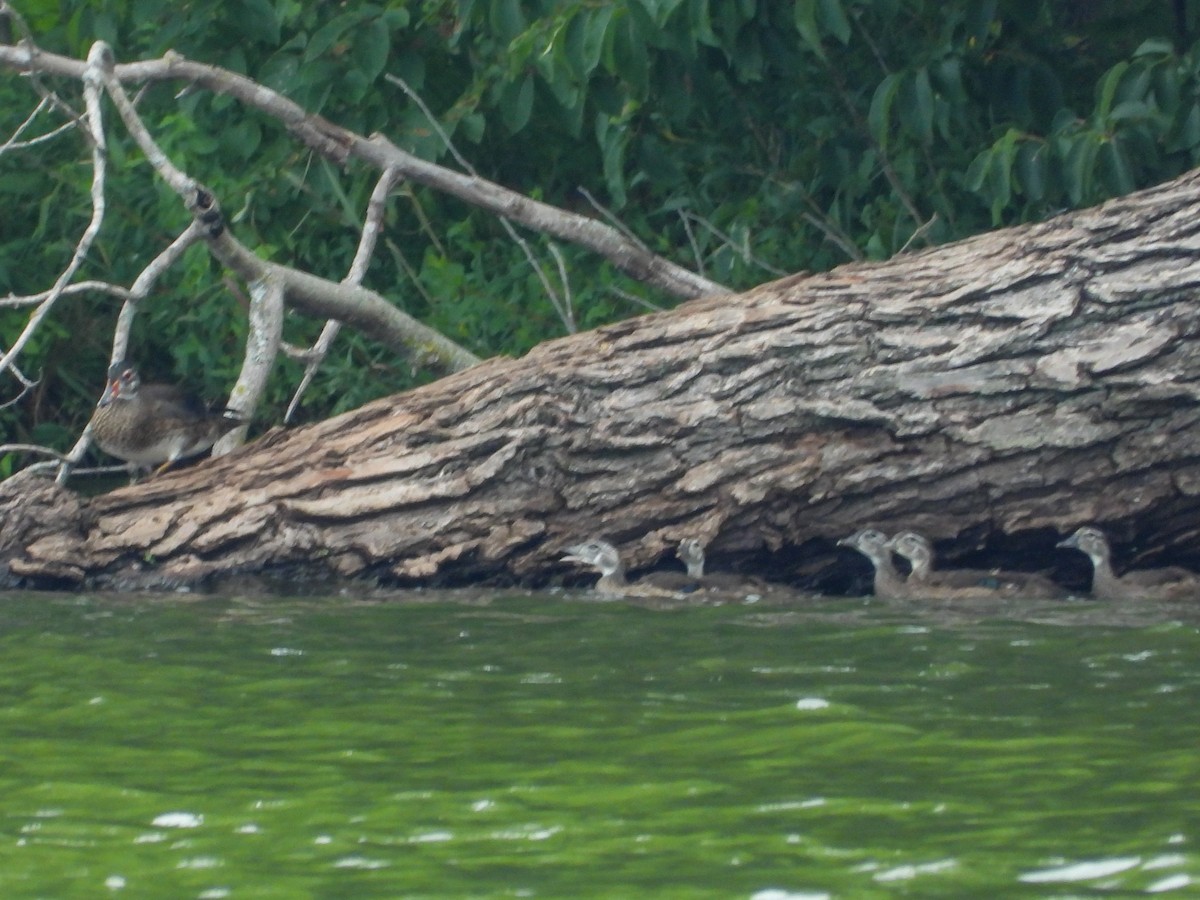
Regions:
[[838, 528, 890, 564], [676, 538, 706, 578], [886, 531, 934, 569], [1056, 526, 1111, 567], [562, 539, 624, 578]]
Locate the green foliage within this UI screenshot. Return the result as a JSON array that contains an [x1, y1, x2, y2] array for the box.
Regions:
[[0, 0, 1196, 457]]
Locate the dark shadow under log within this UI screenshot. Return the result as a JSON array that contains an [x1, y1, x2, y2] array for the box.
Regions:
[[5, 168, 1200, 591]]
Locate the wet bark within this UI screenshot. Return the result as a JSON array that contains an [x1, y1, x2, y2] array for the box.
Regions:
[[5, 170, 1200, 591]]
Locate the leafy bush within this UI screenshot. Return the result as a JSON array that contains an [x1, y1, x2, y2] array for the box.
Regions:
[[1, 0, 1195, 460]]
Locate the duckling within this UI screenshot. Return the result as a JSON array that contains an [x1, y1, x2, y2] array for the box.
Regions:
[[561, 539, 682, 600], [1056, 526, 1200, 601], [887, 531, 1067, 599], [675, 537, 780, 599], [91, 361, 240, 475], [837, 528, 912, 599]]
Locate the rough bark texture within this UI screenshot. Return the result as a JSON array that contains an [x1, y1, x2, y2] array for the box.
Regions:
[[6, 170, 1200, 591]]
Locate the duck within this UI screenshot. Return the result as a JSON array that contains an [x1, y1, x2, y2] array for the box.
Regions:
[[1056, 526, 1200, 601], [886, 531, 1068, 599], [675, 537, 783, 599], [90, 360, 240, 475], [837, 528, 913, 599], [561, 539, 683, 600]]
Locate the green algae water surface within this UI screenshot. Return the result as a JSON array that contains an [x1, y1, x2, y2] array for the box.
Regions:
[[0, 590, 1198, 898]]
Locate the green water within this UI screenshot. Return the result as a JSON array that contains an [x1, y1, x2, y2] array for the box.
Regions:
[[0, 591, 1197, 898]]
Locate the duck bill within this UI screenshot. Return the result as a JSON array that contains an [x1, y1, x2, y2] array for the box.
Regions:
[[561, 544, 591, 564], [1055, 536, 1079, 550], [97, 378, 120, 408]]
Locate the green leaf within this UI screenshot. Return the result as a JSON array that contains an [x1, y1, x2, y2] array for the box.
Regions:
[[817, 0, 852, 45], [596, 114, 629, 207], [305, 12, 360, 63], [354, 17, 391, 83], [580, 6, 615, 78], [1178, 103, 1200, 150], [1095, 61, 1129, 121], [867, 73, 901, 150], [499, 74, 535, 133], [1099, 138, 1134, 195], [234, 0, 280, 45], [1108, 100, 1152, 123], [1015, 141, 1046, 201], [902, 67, 934, 145], [1132, 37, 1174, 58], [490, 0, 525, 41], [1064, 133, 1101, 205], [606, 8, 649, 95], [793, 0, 826, 58], [259, 52, 300, 94], [460, 112, 485, 143]]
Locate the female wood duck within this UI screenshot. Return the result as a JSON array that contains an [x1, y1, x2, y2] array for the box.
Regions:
[[90, 360, 239, 475], [1056, 526, 1200, 601], [837, 528, 912, 599], [561, 539, 682, 600], [886, 531, 1067, 599]]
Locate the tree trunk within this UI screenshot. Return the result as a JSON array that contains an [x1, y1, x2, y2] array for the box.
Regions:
[[6, 170, 1200, 591]]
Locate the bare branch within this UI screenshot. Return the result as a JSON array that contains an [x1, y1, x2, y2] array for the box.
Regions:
[[0, 94, 63, 154], [0, 443, 67, 461], [56, 223, 207, 482], [0, 43, 722, 299], [1, 280, 133, 308], [110, 221, 207, 365], [215, 274, 285, 456], [0, 363, 36, 409], [83, 51, 480, 374], [0, 41, 109, 384], [284, 166, 405, 423], [201, 197, 481, 372], [348, 167, 403, 284]]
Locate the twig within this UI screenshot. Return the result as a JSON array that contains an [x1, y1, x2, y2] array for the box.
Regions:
[[577, 186, 650, 253], [681, 211, 789, 277], [678, 210, 705, 275], [0, 42, 109, 386], [95, 50, 480, 373], [1, 280, 133, 308], [547, 242, 575, 333], [822, 57, 925, 232], [0, 94, 47, 153], [0, 443, 68, 461], [385, 237, 438, 307], [57, 223, 206, 482], [0, 363, 36, 409], [899, 213, 940, 254], [112, 222, 206, 363], [285, 166, 404, 423], [0, 42, 723, 298], [386, 72, 578, 333], [800, 212, 864, 261], [608, 285, 664, 313]]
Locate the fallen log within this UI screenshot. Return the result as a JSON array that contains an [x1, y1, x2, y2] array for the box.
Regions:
[[5, 169, 1200, 592]]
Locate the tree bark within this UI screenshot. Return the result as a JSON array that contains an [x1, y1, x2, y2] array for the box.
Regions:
[[6, 169, 1200, 591]]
